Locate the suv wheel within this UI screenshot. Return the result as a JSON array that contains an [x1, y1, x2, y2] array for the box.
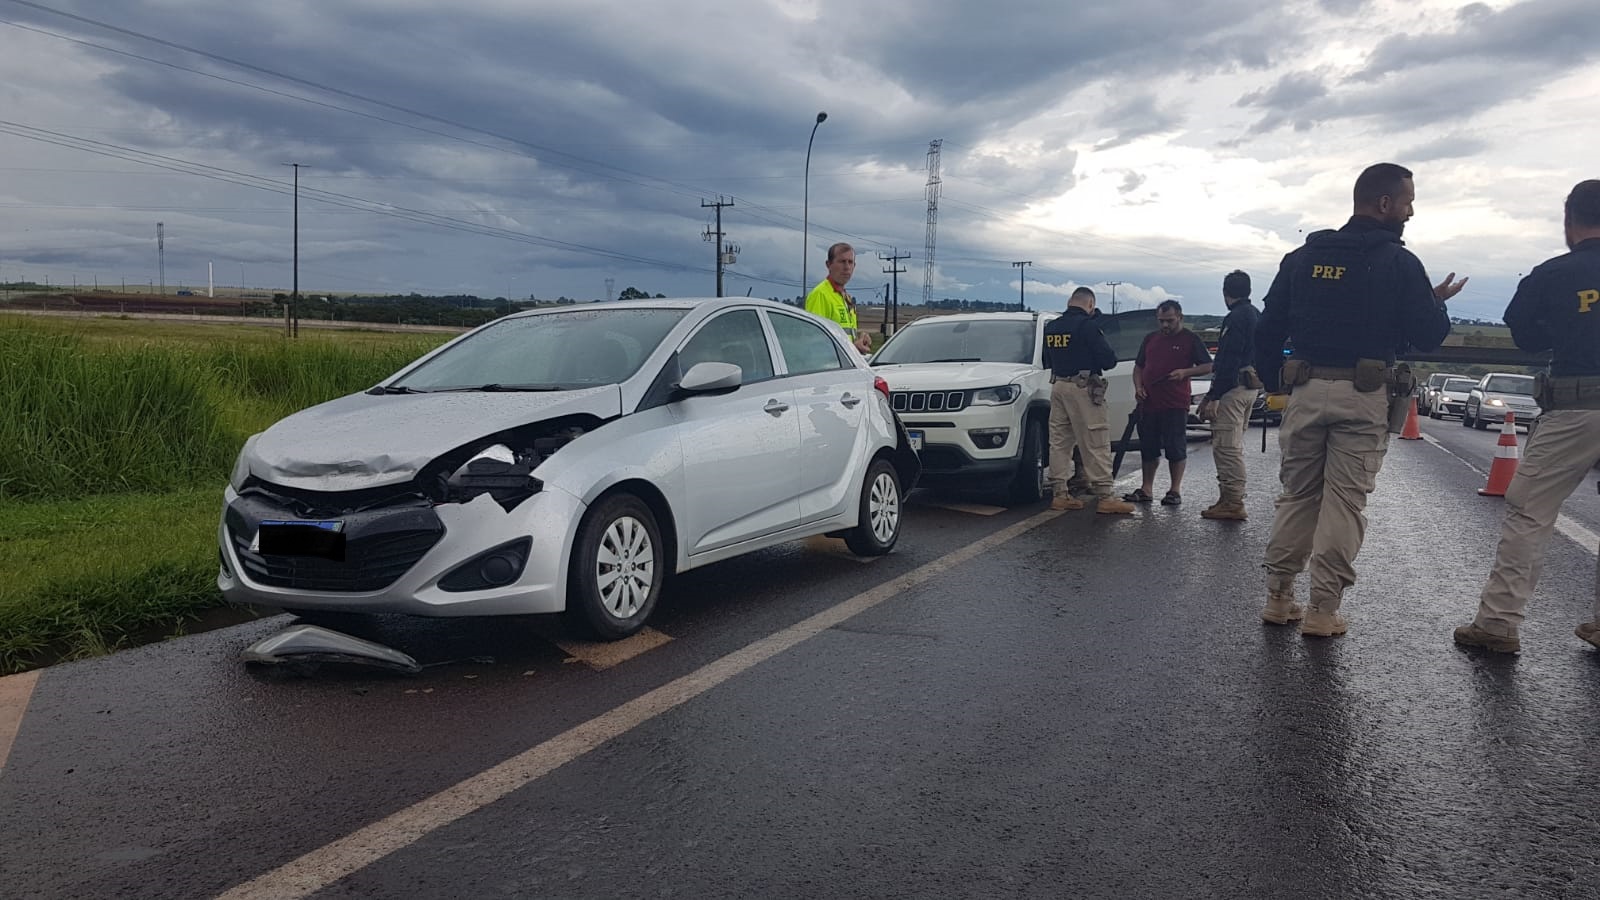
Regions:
[[1007, 417, 1048, 505]]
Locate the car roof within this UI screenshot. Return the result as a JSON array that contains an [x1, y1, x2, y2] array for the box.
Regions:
[[901, 311, 1051, 325], [501, 297, 794, 320]]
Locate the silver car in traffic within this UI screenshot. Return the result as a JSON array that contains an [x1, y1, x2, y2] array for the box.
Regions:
[[218, 298, 919, 639]]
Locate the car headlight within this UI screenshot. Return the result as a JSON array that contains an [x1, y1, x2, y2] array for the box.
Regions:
[[229, 434, 260, 491], [1488, 397, 1504, 406], [971, 384, 1021, 406]]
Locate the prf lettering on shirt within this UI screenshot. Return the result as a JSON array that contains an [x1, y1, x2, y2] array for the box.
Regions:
[[1045, 333, 1073, 348], [1311, 264, 1347, 280], [1580, 289, 1599, 313]]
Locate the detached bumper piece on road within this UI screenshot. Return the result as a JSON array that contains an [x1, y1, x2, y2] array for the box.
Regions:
[[242, 624, 423, 675]]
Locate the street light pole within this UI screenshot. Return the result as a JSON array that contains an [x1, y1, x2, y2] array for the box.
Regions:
[[1107, 280, 1122, 315], [802, 111, 827, 300]]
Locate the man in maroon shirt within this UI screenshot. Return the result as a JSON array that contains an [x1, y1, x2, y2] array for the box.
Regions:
[[1126, 300, 1213, 505]]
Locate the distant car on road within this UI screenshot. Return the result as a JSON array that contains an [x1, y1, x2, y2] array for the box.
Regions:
[[1425, 376, 1477, 419], [1464, 372, 1541, 430]]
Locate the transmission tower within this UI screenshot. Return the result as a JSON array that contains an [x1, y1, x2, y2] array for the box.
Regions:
[[156, 221, 165, 295], [922, 139, 942, 308]]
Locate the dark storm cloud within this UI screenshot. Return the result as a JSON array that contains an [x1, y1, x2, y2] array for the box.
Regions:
[[1401, 134, 1491, 163], [1356, 0, 1600, 80], [1094, 95, 1183, 150]]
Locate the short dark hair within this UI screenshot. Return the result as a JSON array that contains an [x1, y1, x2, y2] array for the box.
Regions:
[[826, 242, 854, 263], [1070, 287, 1096, 302], [1222, 270, 1250, 300], [1566, 180, 1600, 230], [1156, 299, 1182, 316], [1353, 163, 1413, 208]]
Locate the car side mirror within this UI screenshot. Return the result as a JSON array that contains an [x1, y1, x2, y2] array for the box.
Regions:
[[677, 361, 742, 395]]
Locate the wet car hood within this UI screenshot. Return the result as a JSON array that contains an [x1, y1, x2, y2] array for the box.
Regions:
[[247, 386, 623, 491], [870, 361, 1037, 390]]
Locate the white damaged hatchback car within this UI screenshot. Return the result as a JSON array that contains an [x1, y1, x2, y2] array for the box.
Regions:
[[218, 298, 919, 639]]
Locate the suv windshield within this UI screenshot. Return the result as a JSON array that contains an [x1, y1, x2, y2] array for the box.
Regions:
[[390, 308, 687, 391], [874, 319, 1035, 365], [1485, 375, 1534, 395]]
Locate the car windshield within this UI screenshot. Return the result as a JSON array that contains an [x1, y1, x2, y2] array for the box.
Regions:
[[389, 308, 688, 391], [1444, 378, 1476, 391], [873, 319, 1035, 365], [1485, 375, 1534, 395]]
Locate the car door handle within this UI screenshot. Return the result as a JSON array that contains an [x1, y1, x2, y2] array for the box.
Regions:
[[764, 399, 790, 416], [840, 393, 861, 408]]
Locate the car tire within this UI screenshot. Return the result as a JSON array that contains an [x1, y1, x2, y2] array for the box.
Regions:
[[1474, 408, 1490, 430], [844, 458, 901, 557], [1007, 416, 1048, 505], [1462, 405, 1474, 428], [565, 492, 663, 641]]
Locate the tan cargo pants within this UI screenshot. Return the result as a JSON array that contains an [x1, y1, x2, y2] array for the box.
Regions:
[[1473, 409, 1600, 636], [1049, 379, 1114, 499], [1262, 379, 1390, 612], [1211, 385, 1256, 504]]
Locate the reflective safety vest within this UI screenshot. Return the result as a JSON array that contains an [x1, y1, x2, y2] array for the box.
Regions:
[[805, 280, 858, 335]]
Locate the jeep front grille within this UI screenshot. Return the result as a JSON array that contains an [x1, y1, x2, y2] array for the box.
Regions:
[[891, 390, 967, 413]]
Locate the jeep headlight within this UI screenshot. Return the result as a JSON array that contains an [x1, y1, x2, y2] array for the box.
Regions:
[[971, 384, 1021, 406], [229, 434, 260, 491]]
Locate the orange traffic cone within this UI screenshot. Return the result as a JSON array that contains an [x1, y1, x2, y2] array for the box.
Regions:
[[1478, 412, 1520, 497], [1399, 396, 1423, 440]]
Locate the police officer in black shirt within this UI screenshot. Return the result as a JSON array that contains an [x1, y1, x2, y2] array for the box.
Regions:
[[1252, 163, 1463, 637], [1042, 287, 1134, 514], [1197, 269, 1261, 520], [1456, 179, 1600, 654]]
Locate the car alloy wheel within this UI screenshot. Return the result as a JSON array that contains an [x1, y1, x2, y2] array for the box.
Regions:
[[845, 459, 901, 556], [567, 492, 663, 640]]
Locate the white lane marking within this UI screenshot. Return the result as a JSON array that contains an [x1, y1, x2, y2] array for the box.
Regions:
[[554, 627, 673, 670], [0, 670, 41, 777], [218, 507, 1069, 900], [1419, 431, 1598, 559]]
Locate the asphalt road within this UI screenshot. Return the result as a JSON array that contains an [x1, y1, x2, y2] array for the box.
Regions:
[[3, 416, 1599, 899]]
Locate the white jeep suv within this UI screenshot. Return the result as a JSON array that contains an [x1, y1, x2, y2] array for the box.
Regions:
[[870, 309, 1148, 504]]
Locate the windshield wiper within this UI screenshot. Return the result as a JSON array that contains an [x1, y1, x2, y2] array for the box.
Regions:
[[925, 357, 982, 363], [436, 383, 565, 392], [367, 385, 426, 395]]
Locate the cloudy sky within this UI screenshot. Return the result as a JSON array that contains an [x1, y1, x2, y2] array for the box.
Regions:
[[1, 0, 1597, 320]]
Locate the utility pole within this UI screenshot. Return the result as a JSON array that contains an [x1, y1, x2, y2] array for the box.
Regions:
[[285, 163, 304, 337], [1107, 280, 1122, 315], [156, 222, 165, 295], [879, 247, 909, 334], [1011, 261, 1032, 311], [702, 196, 734, 297]]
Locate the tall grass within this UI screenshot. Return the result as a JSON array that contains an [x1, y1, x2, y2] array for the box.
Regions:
[[0, 320, 442, 500]]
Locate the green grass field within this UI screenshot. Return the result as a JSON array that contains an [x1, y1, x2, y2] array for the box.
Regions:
[[0, 314, 451, 673]]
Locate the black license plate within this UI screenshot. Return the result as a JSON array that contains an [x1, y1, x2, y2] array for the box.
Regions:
[[256, 520, 346, 561]]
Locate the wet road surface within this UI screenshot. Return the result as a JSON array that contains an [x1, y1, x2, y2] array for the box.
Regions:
[[3, 416, 1599, 899]]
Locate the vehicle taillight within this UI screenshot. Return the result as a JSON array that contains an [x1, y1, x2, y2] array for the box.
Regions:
[[874, 376, 891, 399]]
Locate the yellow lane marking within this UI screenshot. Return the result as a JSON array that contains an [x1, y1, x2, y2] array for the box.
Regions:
[[554, 627, 673, 670], [217, 506, 1067, 900], [0, 670, 41, 777]]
